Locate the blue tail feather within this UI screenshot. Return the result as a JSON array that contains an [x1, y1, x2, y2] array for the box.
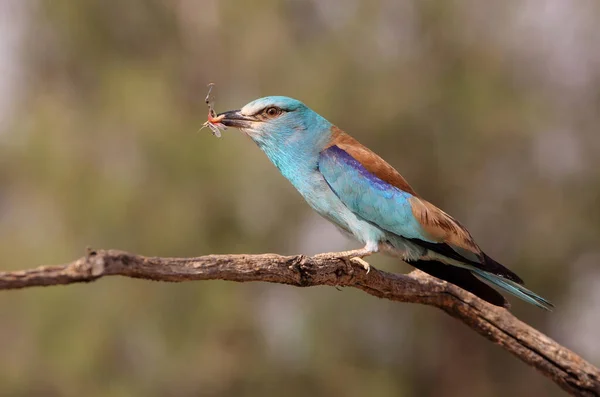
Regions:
[[470, 268, 554, 311]]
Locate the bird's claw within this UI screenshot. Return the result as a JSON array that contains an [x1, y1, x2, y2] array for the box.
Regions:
[[314, 247, 375, 274], [350, 257, 371, 274]]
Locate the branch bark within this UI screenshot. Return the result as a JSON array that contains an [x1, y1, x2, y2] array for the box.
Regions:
[[0, 249, 598, 396]]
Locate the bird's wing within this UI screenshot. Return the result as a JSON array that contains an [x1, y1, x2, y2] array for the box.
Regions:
[[326, 127, 419, 196], [319, 130, 522, 282]]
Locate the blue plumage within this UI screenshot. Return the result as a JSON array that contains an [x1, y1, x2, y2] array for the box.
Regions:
[[471, 270, 554, 310], [214, 96, 553, 310], [319, 145, 435, 242]]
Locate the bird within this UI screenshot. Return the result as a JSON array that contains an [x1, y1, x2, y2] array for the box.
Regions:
[[209, 96, 553, 310]]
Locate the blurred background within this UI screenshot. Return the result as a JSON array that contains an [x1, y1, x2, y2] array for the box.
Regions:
[[0, 0, 599, 396]]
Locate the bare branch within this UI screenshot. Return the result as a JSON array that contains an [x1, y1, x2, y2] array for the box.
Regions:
[[0, 249, 598, 396]]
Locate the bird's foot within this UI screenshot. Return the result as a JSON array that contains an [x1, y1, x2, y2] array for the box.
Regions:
[[314, 247, 375, 274], [349, 257, 371, 274]]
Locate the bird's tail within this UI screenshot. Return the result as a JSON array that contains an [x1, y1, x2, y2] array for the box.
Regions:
[[470, 268, 554, 311]]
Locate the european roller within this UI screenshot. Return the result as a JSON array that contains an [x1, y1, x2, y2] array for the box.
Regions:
[[208, 96, 553, 310]]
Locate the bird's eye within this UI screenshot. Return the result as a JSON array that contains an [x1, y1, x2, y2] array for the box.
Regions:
[[264, 107, 282, 118]]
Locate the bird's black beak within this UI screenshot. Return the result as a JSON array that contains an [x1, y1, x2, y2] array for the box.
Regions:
[[216, 110, 255, 128]]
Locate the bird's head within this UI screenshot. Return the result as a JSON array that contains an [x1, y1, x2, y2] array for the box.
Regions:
[[215, 96, 332, 151]]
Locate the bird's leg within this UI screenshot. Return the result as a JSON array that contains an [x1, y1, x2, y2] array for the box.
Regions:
[[314, 246, 376, 273]]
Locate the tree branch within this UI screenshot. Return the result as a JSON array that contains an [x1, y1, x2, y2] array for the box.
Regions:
[[0, 249, 598, 396]]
